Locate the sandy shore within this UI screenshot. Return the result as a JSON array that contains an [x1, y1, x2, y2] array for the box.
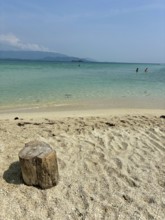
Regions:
[[0, 108, 165, 219]]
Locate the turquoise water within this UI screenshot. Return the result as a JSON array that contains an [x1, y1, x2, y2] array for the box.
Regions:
[[0, 60, 165, 109]]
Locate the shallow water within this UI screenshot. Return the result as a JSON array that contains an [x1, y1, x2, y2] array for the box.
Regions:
[[0, 60, 164, 109]]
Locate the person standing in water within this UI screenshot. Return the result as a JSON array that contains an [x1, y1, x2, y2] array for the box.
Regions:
[[144, 68, 148, 72], [136, 68, 139, 72]]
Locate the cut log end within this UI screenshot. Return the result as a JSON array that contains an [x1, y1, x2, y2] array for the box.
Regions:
[[19, 140, 59, 189]]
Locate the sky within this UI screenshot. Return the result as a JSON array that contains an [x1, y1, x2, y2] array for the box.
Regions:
[[0, 0, 165, 63]]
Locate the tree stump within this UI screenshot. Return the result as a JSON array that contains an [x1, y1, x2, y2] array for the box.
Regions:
[[18, 140, 59, 189]]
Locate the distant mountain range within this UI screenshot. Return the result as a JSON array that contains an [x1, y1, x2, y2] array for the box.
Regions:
[[0, 50, 92, 62]]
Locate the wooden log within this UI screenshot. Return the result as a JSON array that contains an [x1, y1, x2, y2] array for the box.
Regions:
[[18, 140, 59, 189]]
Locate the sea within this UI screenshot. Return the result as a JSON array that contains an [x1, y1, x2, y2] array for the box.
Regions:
[[0, 60, 165, 110]]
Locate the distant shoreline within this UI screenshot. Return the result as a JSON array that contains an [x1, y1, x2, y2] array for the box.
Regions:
[[0, 58, 163, 65]]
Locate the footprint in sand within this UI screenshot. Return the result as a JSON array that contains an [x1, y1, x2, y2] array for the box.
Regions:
[[121, 142, 128, 150], [113, 157, 123, 170], [131, 211, 141, 220], [162, 190, 165, 206], [0, 142, 5, 153]]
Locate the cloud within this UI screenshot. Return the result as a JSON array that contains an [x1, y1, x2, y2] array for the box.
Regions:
[[0, 33, 48, 51]]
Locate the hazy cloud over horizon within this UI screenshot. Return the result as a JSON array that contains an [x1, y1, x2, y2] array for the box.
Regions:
[[0, 33, 48, 51]]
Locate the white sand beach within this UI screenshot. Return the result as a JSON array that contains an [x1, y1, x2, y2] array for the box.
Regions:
[[0, 108, 165, 219]]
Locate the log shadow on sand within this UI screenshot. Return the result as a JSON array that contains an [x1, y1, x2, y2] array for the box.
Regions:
[[3, 161, 23, 185]]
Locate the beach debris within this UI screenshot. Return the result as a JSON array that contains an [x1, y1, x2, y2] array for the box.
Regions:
[[17, 121, 55, 126], [17, 122, 31, 126], [65, 94, 72, 99], [18, 140, 59, 189], [17, 122, 42, 126], [122, 194, 133, 203], [105, 122, 115, 127], [14, 117, 19, 120], [160, 115, 165, 119]]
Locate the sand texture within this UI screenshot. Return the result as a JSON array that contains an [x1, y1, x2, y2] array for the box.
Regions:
[[0, 114, 165, 219]]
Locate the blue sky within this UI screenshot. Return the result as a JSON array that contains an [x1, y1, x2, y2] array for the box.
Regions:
[[0, 0, 165, 63]]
